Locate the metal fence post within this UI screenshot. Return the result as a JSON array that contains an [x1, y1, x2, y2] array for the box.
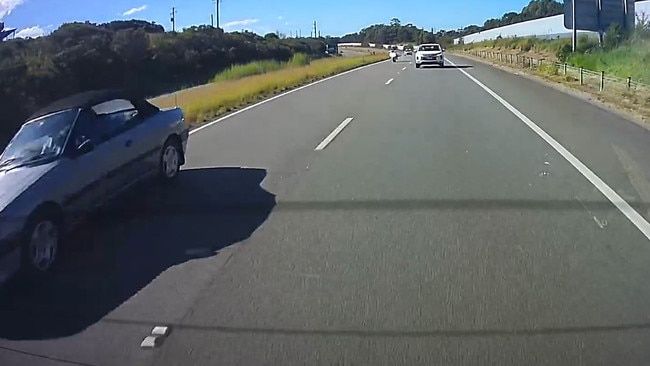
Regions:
[[579, 67, 583, 85], [563, 63, 567, 75], [529, 58, 532, 69], [600, 71, 605, 91], [627, 77, 631, 89]]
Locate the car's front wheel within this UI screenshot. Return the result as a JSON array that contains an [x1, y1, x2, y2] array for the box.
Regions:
[[21, 212, 62, 276], [415, 63, 421, 68], [159, 138, 182, 181]]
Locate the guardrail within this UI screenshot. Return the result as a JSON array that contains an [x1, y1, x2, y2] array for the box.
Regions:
[[460, 50, 650, 95]]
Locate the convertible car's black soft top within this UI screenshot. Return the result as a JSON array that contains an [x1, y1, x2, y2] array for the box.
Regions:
[[28, 89, 160, 121]]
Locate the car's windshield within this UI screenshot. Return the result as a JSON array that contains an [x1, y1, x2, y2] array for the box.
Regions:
[[0, 109, 78, 166], [419, 45, 441, 51]]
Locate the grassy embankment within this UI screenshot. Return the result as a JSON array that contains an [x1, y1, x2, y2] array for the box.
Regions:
[[152, 52, 387, 125], [452, 36, 650, 121], [455, 36, 650, 84]]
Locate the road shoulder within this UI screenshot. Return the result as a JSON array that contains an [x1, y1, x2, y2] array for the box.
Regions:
[[449, 52, 649, 130]]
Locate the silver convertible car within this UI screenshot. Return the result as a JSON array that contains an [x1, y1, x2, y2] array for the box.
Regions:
[[0, 90, 189, 283]]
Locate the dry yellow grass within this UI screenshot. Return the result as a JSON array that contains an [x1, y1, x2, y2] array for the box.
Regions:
[[150, 54, 387, 125]]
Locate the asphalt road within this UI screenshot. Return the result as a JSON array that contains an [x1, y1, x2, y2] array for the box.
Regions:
[[3, 53, 650, 365]]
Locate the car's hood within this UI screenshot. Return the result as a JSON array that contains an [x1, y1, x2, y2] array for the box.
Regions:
[[0, 161, 58, 213], [417, 51, 443, 56]]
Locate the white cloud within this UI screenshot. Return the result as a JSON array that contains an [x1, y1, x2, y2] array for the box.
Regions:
[[222, 18, 259, 29], [122, 4, 147, 16], [277, 16, 283, 20], [284, 22, 289, 26], [0, 0, 26, 19], [15, 25, 44, 38]]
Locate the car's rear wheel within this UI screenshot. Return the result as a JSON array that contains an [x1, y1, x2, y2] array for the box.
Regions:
[[21, 212, 62, 276], [159, 138, 181, 181]]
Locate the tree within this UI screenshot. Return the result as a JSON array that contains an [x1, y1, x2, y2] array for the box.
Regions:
[[0, 20, 328, 147], [390, 18, 401, 27]]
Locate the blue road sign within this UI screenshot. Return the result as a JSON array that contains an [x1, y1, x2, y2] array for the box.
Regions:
[[564, 0, 599, 31], [565, 0, 636, 31]]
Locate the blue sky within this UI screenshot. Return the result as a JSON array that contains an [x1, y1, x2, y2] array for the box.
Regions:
[[1, 0, 542, 38]]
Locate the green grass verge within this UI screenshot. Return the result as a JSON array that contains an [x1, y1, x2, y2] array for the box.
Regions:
[[212, 53, 312, 82], [567, 39, 650, 84], [455, 36, 571, 54], [456, 35, 650, 83], [151, 53, 387, 124]]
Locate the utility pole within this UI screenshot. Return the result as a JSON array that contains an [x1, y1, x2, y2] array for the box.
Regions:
[[170, 7, 177, 32], [572, 0, 577, 51], [213, 0, 222, 29], [597, 0, 604, 46], [211, 14, 214, 27], [313, 21, 317, 38]]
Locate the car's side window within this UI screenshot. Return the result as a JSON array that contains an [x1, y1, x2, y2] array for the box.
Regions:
[[91, 99, 142, 142], [70, 110, 100, 150]]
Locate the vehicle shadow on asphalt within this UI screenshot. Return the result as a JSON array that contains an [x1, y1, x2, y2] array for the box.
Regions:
[[0, 167, 276, 340], [418, 65, 474, 69]]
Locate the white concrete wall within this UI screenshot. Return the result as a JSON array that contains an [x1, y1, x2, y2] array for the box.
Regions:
[[455, 0, 650, 44]]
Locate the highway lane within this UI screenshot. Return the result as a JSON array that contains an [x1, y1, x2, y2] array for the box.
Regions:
[[3, 53, 650, 365]]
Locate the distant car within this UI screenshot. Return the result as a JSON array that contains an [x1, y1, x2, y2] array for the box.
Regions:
[[415, 43, 445, 68], [405, 50, 413, 56], [0, 89, 189, 283]]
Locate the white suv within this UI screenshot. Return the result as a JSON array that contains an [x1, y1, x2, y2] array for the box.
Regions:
[[415, 43, 445, 68]]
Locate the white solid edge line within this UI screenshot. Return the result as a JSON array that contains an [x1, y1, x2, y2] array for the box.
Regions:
[[385, 78, 394, 85], [190, 60, 389, 135], [445, 57, 650, 241], [315, 117, 354, 151]]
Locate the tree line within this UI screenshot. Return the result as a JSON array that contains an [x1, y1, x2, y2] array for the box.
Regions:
[[339, 0, 565, 46], [0, 20, 329, 145]]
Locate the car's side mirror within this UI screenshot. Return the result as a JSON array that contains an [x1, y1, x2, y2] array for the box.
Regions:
[[75, 139, 95, 157]]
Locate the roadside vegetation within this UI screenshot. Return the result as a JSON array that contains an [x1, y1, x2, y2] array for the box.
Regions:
[[0, 21, 330, 146], [452, 16, 650, 122], [338, 0, 563, 49], [212, 53, 311, 82], [151, 53, 386, 125], [455, 19, 650, 83]]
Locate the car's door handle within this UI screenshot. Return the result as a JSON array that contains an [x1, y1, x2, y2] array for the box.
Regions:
[[125, 140, 133, 147]]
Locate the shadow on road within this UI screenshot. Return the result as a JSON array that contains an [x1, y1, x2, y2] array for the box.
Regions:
[[418, 65, 474, 69], [0, 167, 276, 340]]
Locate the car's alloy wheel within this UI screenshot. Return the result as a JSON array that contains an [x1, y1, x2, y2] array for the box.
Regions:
[[27, 219, 59, 272], [160, 141, 180, 180]]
